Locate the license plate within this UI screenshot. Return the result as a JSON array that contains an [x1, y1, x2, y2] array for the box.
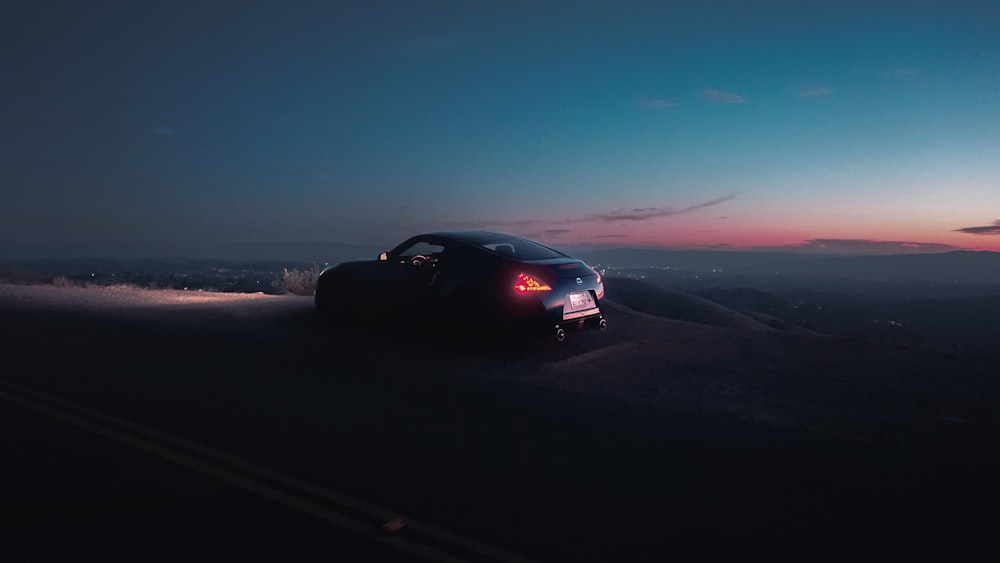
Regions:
[[567, 291, 594, 312], [564, 291, 598, 321]]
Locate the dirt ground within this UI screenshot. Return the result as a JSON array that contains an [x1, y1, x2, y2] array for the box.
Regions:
[[2, 282, 998, 562]]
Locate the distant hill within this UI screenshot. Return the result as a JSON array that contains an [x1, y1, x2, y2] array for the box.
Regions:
[[0, 262, 48, 285], [577, 248, 812, 271], [743, 251, 1000, 283], [215, 241, 382, 263], [603, 276, 772, 331], [581, 249, 1000, 284]]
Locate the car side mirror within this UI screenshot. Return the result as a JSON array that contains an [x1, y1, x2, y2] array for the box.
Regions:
[[378, 252, 388, 261]]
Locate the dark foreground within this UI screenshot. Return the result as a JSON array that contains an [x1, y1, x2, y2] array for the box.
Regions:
[[1, 284, 997, 562]]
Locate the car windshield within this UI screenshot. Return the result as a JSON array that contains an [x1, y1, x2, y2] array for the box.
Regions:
[[481, 239, 565, 261]]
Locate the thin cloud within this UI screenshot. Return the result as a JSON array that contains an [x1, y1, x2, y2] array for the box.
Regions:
[[953, 220, 1000, 235], [592, 194, 736, 222], [445, 194, 737, 230], [700, 88, 744, 103], [638, 97, 678, 109], [518, 228, 578, 242], [152, 128, 176, 135], [534, 228, 573, 238], [881, 66, 921, 78], [798, 87, 832, 97]]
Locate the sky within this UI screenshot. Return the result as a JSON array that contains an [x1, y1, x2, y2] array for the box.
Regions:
[[2, 0, 999, 258]]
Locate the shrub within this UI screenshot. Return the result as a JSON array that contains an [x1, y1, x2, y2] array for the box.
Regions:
[[271, 264, 324, 296]]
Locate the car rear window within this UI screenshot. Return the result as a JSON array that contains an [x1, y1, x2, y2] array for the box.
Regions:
[[482, 239, 565, 260]]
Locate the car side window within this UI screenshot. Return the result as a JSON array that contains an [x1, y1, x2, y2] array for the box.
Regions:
[[394, 241, 449, 272], [397, 242, 444, 260]]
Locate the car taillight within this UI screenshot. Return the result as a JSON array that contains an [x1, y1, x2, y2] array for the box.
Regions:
[[514, 273, 551, 293]]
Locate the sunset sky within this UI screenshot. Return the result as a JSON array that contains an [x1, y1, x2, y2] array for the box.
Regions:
[[3, 0, 999, 257]]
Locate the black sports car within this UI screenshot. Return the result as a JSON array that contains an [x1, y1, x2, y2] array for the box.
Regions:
[[314, 230, 606, 341]]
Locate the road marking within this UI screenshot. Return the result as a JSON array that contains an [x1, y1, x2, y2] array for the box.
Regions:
[[0, 379, 539, 563]]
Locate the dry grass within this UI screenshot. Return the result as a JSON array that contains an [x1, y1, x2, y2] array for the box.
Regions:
[[52, 275, 77, 288], [271, 264, 324, 296]]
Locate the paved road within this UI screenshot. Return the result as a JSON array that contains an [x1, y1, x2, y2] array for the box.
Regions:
[[1, 285, 997, 562], [0, 393, 426, 563]]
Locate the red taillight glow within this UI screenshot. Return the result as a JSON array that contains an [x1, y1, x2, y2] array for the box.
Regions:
[[514, 273, 551, 293], [593, 268, 604, 300]]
